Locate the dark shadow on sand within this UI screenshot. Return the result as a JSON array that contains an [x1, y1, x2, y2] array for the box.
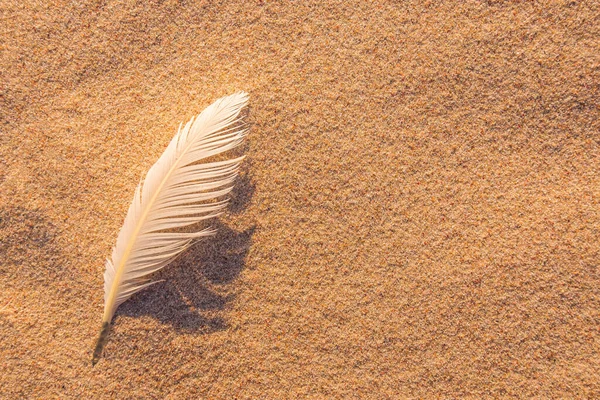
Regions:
[[116, 171, 255, 334]]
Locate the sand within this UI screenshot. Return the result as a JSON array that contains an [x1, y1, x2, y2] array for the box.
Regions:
[[1, 0, 599, 398]]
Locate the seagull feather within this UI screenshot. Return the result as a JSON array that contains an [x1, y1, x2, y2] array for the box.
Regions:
[[92, 92, 249, 365]]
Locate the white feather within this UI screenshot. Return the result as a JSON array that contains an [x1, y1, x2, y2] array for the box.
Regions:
[[93, 92, 248, 364]]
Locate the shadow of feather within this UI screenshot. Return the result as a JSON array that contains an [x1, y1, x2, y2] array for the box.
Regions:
[[229, 173, 255, 215], [117, 222, 255, 333], [116, 170, 256, 334]]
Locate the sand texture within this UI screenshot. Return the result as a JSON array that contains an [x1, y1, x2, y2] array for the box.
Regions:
[[2, 0, 600, 398]]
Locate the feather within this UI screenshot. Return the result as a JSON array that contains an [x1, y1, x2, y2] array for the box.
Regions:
[[92, 92, 249, 365]]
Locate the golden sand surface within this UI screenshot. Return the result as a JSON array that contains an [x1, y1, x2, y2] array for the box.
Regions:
[[1, 1, 599, 398]]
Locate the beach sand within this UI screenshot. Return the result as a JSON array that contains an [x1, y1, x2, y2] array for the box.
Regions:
[[1, 1, 599, 398]]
